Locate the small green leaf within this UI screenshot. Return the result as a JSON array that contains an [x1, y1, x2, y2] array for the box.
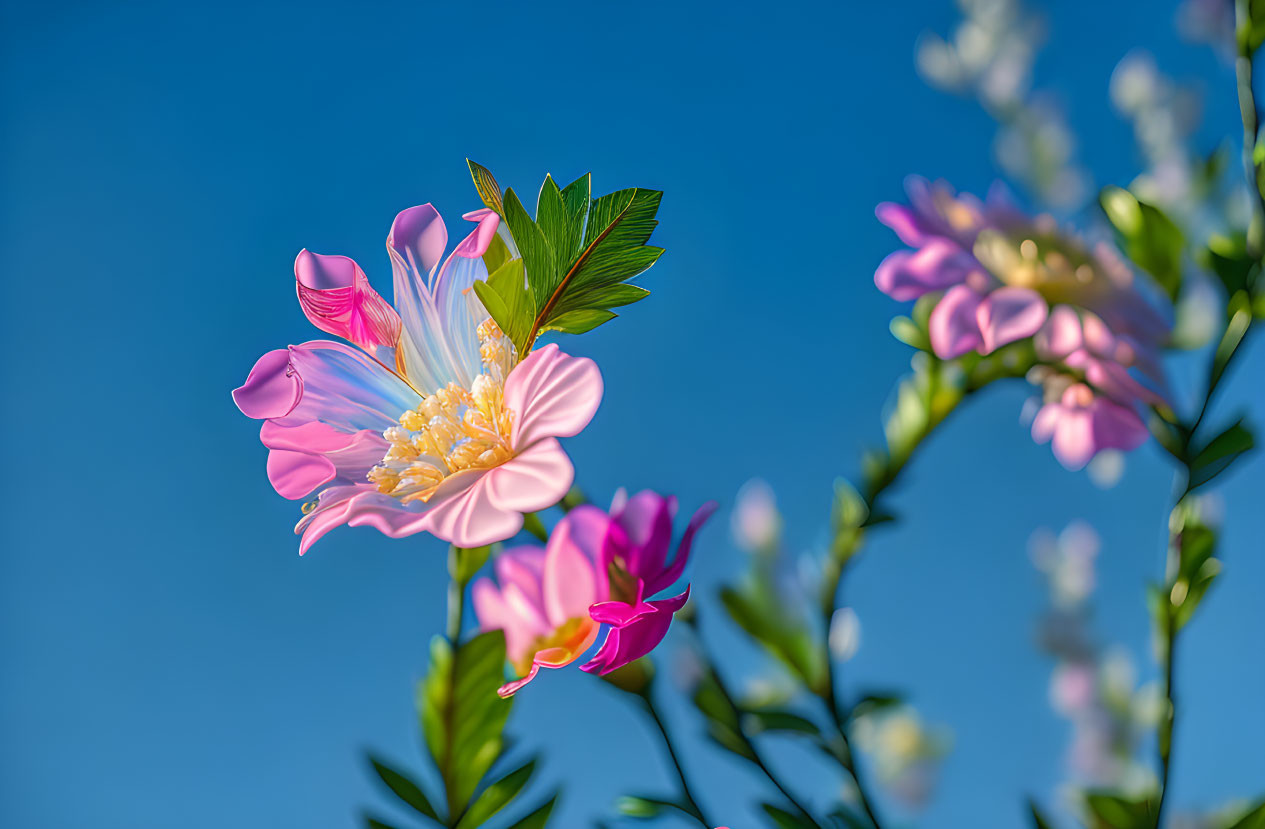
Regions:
[[1225, 799, 1265, 829], [503, 791, 561, 829], [420, 631, 512, 816], [473, 257, 537, 357], [849, 692, 904, 721], [368, 756, 441, 821], [1082, 790, 1155, 829], [466, 159, 504, 215], [450, 545, 492, 585], [762, 802, 815, 828], [1210, 306, 1252, 395], [1028, 798, 1055, 829], [613, 795, 696, 820], [720, 586, 825, 692], [889, 316, 929, 350], [456, 758, 537, 829], [1099, 186, 1185, 299], [742, 709, 823, 737], [502, 188, 557, 303], [363, 815, 406, 829], [1188, 419, 1255, 490]]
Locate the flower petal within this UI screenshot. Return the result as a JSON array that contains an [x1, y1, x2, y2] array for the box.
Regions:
[[415, 468, 523, 548], [581, 588, 690, 675], [232, 349, 301, 419], [280, 340, 419, 432], [645, 501, 716, 596], [928, 285, 985, 358], [543, 508, 607, 626], [1035, 305, 1083, 360], [504, 344, 603, 450], [874, 240, 976, 302], [480, 440, 575, 515], [976, 286, 1047, 354], [267, 449, 336, 500], [294, 249, 401, 353]]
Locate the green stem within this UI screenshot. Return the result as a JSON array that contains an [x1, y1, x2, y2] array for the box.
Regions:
[[638, 691, 711, 827], [445, 546, 466, 645]]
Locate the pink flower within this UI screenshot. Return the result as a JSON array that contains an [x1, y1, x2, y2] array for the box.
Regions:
[[233, 204, 603, 552], [581, 490, 716, 675], [472, 506, 611, 697]]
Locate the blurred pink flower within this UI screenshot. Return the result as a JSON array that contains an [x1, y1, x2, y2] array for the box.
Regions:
[[582, 490, 716, 675], [233, 205, 603, 552], [472, 506, 611, 697]]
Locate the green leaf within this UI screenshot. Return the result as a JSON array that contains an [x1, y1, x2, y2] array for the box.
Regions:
[[889, 316, 929, 351], [504, 791, 561, 829], [742, 708, 823, 737], [368, 756, 441, 822], [690, 672, 756, 762], [762, 802, 815, 828], [1099, 186, 1184, 299], [1169, 522, 1222, 629], [1225, 799, 1265, 829], [1082, 790, 1155, 829], [503, 188, 558, 304], [849, 692, 904, 721], [363, 815, 406, 829], [1210, 305, 1252, 395], [1028, 798, 1055, 829], [420, 631, 512, 816], [450, 545, 492, 585], [614, 795, 698, 820], [1188, 419, 1255, 490], [455, 758, 536, 829], [538, 308, 616, 335], [1202, 234, 1255, 297], [467, 159, 505, 215], [720, 586, 825, 693], [473, 257, 537, 357]]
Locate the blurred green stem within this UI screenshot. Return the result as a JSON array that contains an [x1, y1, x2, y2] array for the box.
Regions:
[[639, 689, 711, 827], [1236, 0, 1265, 257]]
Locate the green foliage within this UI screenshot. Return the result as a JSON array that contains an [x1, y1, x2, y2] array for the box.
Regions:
[[455, 758, 537, 828], [614, 795, 698, 821], [742, 708, 823, 738], [1188, 419, 1255, 491], [1201, 234, 1256, 299], [465, 162, 663, 351], [1081, 790, 1156, 829], [367, 756, 441, 823], [419, 631, 513, 816], [1210, 302, 1253, 393], [690, 670, 757, 762], [720, 585, 826, 693], [848, 691, 905, 722], [1170, 520, 1222, 630], [503, 792, 560, 829], [1099, 185, 1185, 300], [1226, 799, 1265, 829], [1027, 798, 1055, 829], [449, 545, 492, 586], [762, 803, 815, 829]]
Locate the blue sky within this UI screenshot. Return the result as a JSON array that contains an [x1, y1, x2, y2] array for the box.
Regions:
[[1, 1, 1262, 827]]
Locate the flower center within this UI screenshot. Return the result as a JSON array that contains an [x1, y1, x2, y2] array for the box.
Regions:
[[367, 319, 516, 504]]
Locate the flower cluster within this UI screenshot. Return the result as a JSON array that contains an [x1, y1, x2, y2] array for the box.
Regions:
[[875, 176, 1173, 469]]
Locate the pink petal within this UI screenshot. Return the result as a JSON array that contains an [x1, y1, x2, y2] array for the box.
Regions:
[[497, 664, 542, 697], [613, 491, 675, 578], [581, 588, 690, 675], [976, 287, 1047, 354], [1081, 312, 1117, 358], [280, 341, 418, 432], [233, 349, 301, 419], [645, 501, 716, 596], [543, 509, 605, 626], [416, 469, 523, 548], [266, 449, 336, 500], [1089, 398, 1149, 454], [875, 202, 927, 247], [494, 546, 548, 611], [454, 209, 501, 258], [503, 344, 603, 450], [928, 285, 985, 358], [1051, 409, 1097, 470], [481, 438, 575, 514], [294, 250, 401, 353], [1035, 306, 1083, 360], [873, 240, 975, 301]]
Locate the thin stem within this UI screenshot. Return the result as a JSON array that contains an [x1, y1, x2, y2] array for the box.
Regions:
[[445, 546, 466, 644], [1236, 0, 1265, 257], [1155, 520, 1181, 827], [639, 692, 712, 827]]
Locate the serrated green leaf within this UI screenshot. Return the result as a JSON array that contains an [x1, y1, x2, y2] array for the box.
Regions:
[[553, 282, 650, 316], [538, 308, 616, 335], [455, 758, 536, 829], [504, 791, 561, 829], [421, 631, 512, 816], [503, 188, 557, 303], [467, 159, 504, 215]]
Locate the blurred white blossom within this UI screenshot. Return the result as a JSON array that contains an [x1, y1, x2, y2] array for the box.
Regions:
[[731, 478, 782, 555], [853, 706, 951, 810], [828, 607, 861, 662]]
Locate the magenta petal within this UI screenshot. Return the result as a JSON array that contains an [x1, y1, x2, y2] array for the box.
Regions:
[[581, 588, 690, 675], [614, 491, 675, 580], [874, 240, 975, 302], [294, 249, 401, 353], [266, 449, 336, 500], [387, 204, 448, 280], [645, 501, 716, 596], [233, 349, 301, 419], [1090, 398, 1149, 453], [928, 285, 985, 358], [976, 287, 1047, 354], [875, 202, 927, 247], [454, 209, 501, 258], [259, 420, 359, 454], [589, 599, 656, 627], [503, 344, 603, 449]]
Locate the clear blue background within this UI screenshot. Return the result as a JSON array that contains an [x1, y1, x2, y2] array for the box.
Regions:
[[2, 1, 1262, 827]]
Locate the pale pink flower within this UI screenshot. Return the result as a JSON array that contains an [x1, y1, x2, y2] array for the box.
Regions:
[[233, 205, 602, 552], [472, 506, 611, 696]]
